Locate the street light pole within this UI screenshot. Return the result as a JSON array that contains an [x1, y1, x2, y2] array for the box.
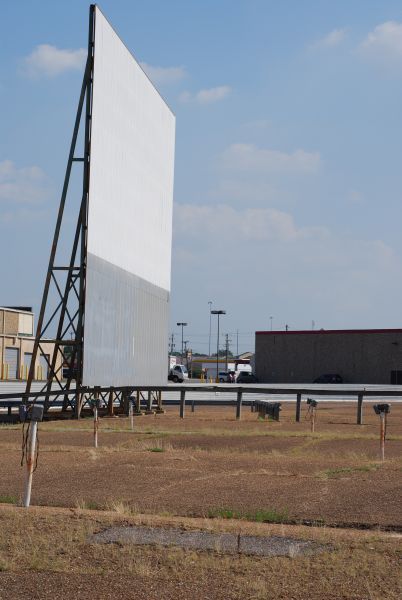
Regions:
[[208, 301, 212, 356], [176, 322, 188, 362], [211, 310, 226, 383]]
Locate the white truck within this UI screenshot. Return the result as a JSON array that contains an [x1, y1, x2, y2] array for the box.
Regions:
[[168, 364, 189, 383]]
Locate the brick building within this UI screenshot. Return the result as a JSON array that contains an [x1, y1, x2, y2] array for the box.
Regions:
[[255, 328, 402, 384]]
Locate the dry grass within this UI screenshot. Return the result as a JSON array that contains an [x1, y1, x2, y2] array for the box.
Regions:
[[0, 505, 401, 599]]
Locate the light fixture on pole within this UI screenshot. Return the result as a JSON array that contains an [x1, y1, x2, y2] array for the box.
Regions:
[[208, 301, 212, 356], [211, 310, 226, 383], [176, 322, 187, 361]]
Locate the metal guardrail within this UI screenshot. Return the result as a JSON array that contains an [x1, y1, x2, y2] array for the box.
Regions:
[[1, 383, 402, 424]]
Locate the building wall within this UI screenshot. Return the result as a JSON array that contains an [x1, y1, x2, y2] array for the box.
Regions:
[[0, 308, 33, 336], [255, 329, 402, 384], [0, 336, 61, 381]]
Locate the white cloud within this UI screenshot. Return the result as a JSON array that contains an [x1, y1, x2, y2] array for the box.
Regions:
[[359, 21, 402, 67], [0, 160, 48, 204], [311, 28, 347, 49], [172, 201, 401, 333], [221, 143, 320, 174], [179, 85, 231, 104], [174, 203, 327, 242], [140, 62, 186, 85], [23, 44, 86, 77]]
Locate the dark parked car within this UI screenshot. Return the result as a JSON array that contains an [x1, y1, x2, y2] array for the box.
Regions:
[[236, 372, 258, 383], [313, 373, 343, 384]]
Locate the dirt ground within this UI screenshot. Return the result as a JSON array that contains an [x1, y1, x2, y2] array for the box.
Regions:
[[0, 402, 401, 527], [0, 505, 401, 600], [0, 403, 401, 599]]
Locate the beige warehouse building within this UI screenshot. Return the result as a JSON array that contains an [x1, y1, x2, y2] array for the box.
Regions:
[[0, 306, 61, 381], [255, 328, 402, 384]]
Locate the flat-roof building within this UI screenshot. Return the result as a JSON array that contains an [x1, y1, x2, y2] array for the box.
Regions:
[[0, 306, 61, 381], [255, 328, 402, 384]]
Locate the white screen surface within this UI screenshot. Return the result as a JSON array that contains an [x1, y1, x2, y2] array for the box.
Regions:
[[88, 6, 175, 292], [82, 6, 175, 387]]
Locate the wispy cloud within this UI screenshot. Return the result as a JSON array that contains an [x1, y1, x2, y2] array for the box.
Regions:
[[359, 21, 402, 68], [140, 62, 186, 85], [221, 143, 320, 174], [22, 44, 86, 77], [311, 28, 347, 49], [174, 203, 327, 242], [179, 85, 231, 105], [0, 160, 48, 204], [173, 202, 400, 329]]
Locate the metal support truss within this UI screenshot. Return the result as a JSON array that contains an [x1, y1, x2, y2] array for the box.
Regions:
[[23, 6, 95, 417]]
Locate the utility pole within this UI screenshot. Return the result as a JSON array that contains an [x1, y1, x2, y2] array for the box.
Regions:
[[183, 340, 189, 369], [177, 322, 188, 362], [208, 301, 212, 356], [236, 329, 239, 357], [169, 333, 175, 354], [211, 310, 225, 383], [225, 333, 231, 372]]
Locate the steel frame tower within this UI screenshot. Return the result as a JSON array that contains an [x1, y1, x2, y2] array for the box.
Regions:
[[24, 6, 95, 417]]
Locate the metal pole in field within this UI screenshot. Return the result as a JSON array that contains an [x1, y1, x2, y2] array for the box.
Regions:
[[129, 398, 134, 431], [93, 393, 99, 448], [380, 412, 385, 461], [373, 404, 390, 461], [295, 393, 302, 422], [307, 399, 317, 432], [311, 406, 316, 433], [94, 405, 98, 447], [23, 421, 38, 508], [23, 404, 43, 508]]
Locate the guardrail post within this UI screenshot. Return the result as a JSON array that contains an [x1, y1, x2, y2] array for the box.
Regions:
[[180, 390, 186, 418], [156, 390, 164, 413], [296, 393, 302, 422], [236, 391, 242, 420], [134, 391, 140, 414], [108, 389, 114, 416], [357, 393, 364, 425], [145, 391, 154, 414]]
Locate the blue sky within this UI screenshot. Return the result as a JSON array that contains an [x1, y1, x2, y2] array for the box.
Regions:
[[1, 1, 402, 354]]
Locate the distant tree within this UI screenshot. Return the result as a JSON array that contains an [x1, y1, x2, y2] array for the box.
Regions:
[[211, 350, 233, 358]]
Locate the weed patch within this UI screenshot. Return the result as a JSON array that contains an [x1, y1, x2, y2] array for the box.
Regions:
[[208, 507, 289, 524], [0, 494, 18, 505], [76, 500, 104, 511], [320, 464, 380, 479]]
